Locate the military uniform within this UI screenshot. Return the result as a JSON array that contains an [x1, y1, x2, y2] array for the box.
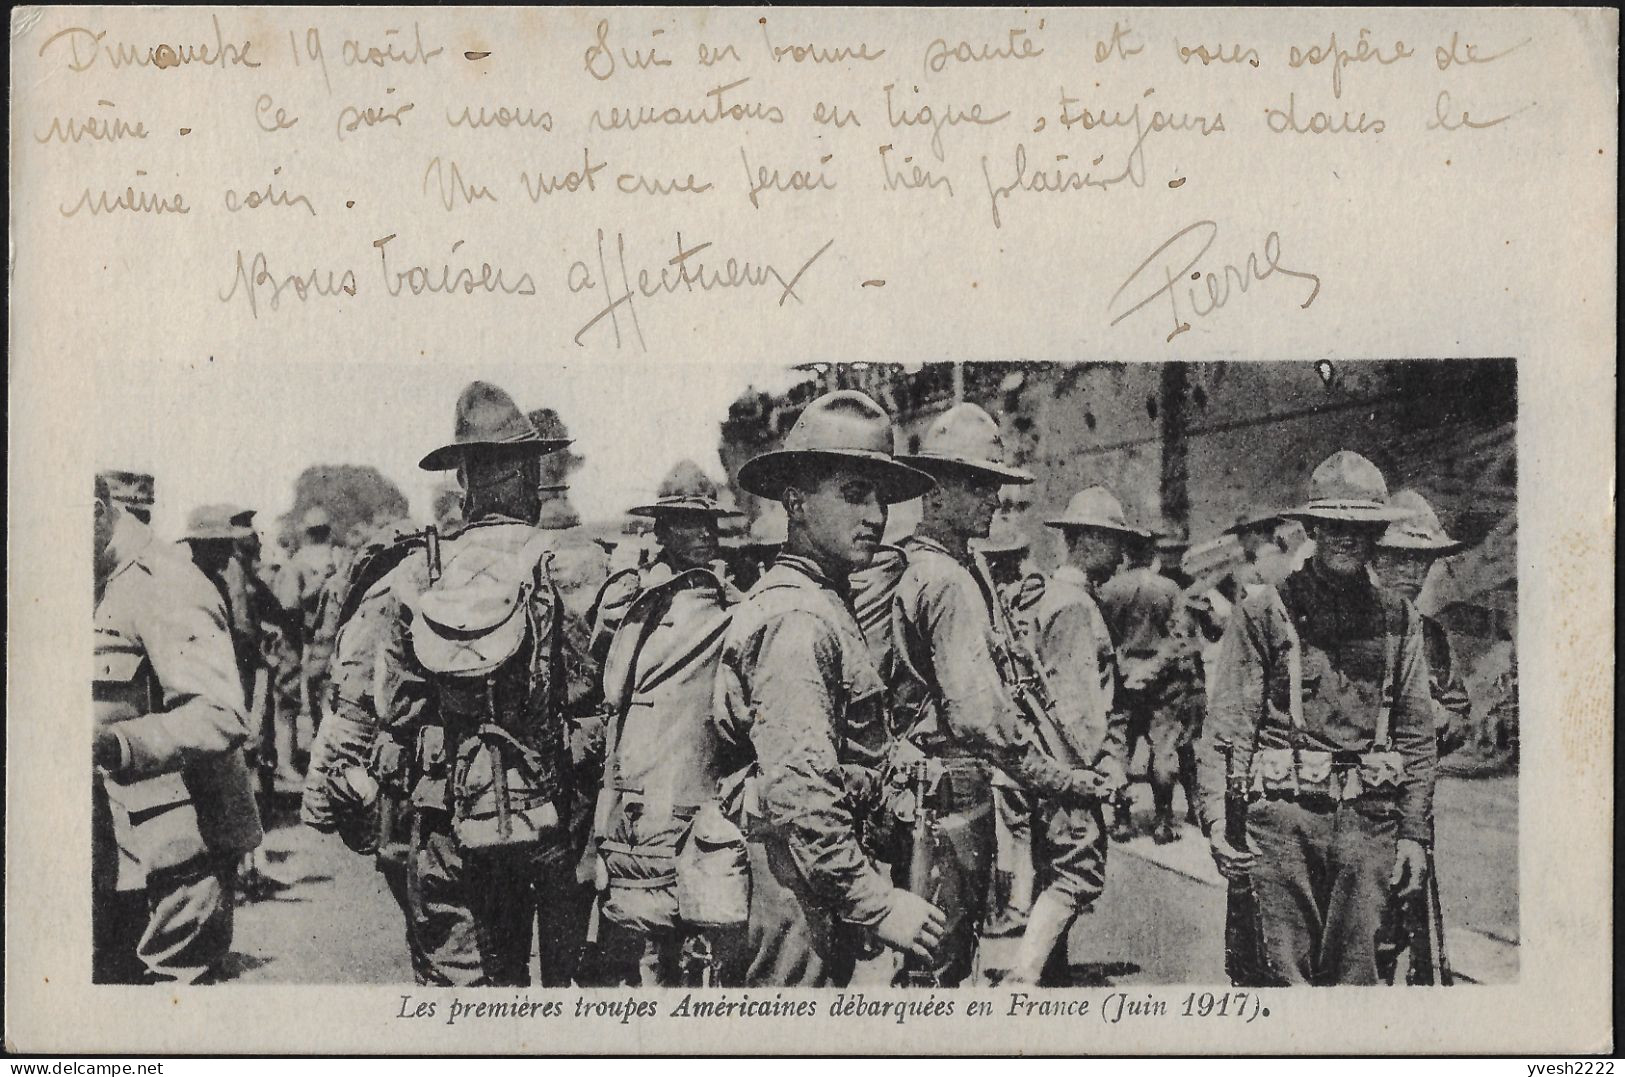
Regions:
[[1100, 563, 1201, 838], [94, 510, 263, 983], [1199, 453, 1437, 986], [714, 390, 942, 988], [587, 465, 744, 985], [276, 513, 341, 749], [713, 554, 894, 986]]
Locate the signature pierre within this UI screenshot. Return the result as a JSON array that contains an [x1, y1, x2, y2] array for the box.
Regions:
[[1109, 221, 1322, 342]]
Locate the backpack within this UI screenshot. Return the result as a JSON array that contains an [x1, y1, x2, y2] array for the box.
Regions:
[[406, 522, 566, 851]]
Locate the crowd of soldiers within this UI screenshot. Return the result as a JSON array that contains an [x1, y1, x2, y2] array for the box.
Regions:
[[93, 377, 1480, 989]]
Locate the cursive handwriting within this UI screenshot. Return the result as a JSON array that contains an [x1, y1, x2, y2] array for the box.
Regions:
[[219, 250, 357, 318], [337, 94, 415, 140], [1288, 29, 1413, 99], [39, 15, 259, 72], [760, 23, 885, 64], [1428, 91, 1534, 131], [424, 157, 498, 209], [35, 100, 147, 144], [570, 230, 835, 351], [447, 105, 554, 131], [924, 25, 1045, 75], [741, 147, 834, 208], [590, 77, 785, 131], [373, 234, 537, 297], [1109, 220, 1322, 342], [885, 84, 1011, 162], [225, 168, 316, 216], [1435, 31, 1530, 71], [61, 177, 189, 217]]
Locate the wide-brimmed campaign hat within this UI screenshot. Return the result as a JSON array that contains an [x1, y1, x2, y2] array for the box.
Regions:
[[898, 403, 1034, 486], [1377, 490, 1466, 554], [98, 470, 155, 512], [973, 519, 1031, 558], [629, 459, 743, 519], [737, 390, 934, 505], [420, 381, 572, 472], [181, 504, 254, 542], [1283, 450, 1413, 524], [1222, 507, 1284, 536], [1044, 486, 1151, 537]]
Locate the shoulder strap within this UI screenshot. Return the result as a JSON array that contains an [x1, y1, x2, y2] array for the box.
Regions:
[[1267, 587, 1306, 731], [1373, 599, 1403, 748]]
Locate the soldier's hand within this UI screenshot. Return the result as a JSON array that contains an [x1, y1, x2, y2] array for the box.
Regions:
[[874, 888, 948, 963], [93, 730, 122, 771], [1208, 829, 1256, 880], [1390, 838, 1429, 898], [333, 766, 379, 809]]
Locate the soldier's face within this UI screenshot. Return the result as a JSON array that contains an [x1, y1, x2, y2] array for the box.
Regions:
[[935, 470, 1002, 539], [655, 513, 720, 571], [1372, 549, 1433, 600], [1070, 527, 1124, 576], [1307, 520, 1380, 576], [786, 467, 886, 574], [93, 497, 117, 574]]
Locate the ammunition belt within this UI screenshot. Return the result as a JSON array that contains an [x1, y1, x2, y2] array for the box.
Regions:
[[1249, 747, 1406, 802]]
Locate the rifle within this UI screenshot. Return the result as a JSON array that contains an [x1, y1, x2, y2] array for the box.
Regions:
[[898, 759, 942, 987], [1220, 742, 1270, 987], [1400, 849, 1453, 986]]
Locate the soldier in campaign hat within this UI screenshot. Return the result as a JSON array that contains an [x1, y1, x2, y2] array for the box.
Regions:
[[1372, 490, 1471, 758], [712, 390, 946, 987], [1098, 507, 1201, 846], [986, 486, 1142, 983], [306, 380, 593, 987], [864, 405, 1120, 986], [588, 460, 742, 659], [1198, 451, 1438, 985]]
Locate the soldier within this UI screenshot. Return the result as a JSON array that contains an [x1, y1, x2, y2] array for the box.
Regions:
[[178, 506, 259, 698], [587, 460, 741, 659], [1100, 528, 1199, 844], [1371, 491, 1472, 757], [1157, 526, 1219, 827], [1199, 451, 1437, 985], [972, 523, 1042, 940], [874, 405, 1122, 987], [93, 475, 264, 983], [714, 390, 947, 987], [1371, 489, 1472, 985], [588, 477, 745, 985], [304, 381, 586, 987], [998, 487, 1139, 984], [1220, 508, 1284, 600], [276, 506, 342, 770]]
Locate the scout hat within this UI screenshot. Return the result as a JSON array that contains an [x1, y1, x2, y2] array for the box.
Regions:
[[1222, 507, 1283, 536], [98, 470, 155, 514], [737, 390, 934, 504], [629, 459, 742, 518], [1377, 490, 1466, 555], [419, 381, 571, 471], [181, 504, 254, 542], [1283, 450, 1413, 524], [229, 508, 258, 529], [898, 403, 1034, 486], [1045, 486, 1151, 537], [973, 518, 1031, 557]]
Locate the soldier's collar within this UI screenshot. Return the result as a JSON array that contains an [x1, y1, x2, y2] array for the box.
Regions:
[[771, 552, 850, 599], [105, 511, 154, 582]]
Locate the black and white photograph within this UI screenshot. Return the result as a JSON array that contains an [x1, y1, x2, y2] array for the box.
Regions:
[[85, 358, 1520, 994], [7, 4, 1612, 1060]]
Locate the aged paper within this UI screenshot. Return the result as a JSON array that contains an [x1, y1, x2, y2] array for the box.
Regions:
[[5, 4, 1615, 1055]]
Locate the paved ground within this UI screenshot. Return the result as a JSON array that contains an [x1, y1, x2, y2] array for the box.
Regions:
[[224, 775, 1518, 986]]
